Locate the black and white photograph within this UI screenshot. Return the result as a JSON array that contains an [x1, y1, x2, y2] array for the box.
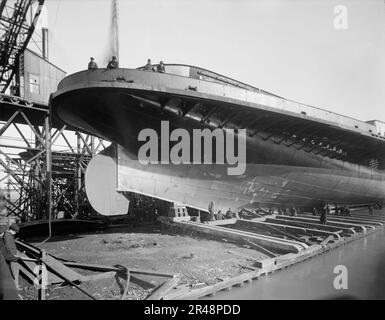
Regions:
[[0, 0, 385, 305]]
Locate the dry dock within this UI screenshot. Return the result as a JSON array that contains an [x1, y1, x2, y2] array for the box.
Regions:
[[158, 208, 385, 300], [16, 208, 385, 300]]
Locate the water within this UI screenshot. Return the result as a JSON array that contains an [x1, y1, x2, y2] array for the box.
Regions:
[[206, 229, 385, 300]]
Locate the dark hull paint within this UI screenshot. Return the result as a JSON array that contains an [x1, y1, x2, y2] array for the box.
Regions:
[[51, 69, 385, 213]]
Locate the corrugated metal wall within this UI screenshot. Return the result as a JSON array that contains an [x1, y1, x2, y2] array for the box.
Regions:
[[19, 49, 66, 104]]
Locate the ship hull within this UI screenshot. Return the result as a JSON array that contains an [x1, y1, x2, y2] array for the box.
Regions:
[[51, 68, 385, 214]]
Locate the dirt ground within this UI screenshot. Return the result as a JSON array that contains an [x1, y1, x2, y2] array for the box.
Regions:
[[17, 222, 268, 300]]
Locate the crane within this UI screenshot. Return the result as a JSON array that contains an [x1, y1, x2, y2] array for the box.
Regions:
[[0, 0, 45, 93]]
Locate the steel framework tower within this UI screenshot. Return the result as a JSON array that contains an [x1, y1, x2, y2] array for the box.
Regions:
[[0, 0, 45, 93]]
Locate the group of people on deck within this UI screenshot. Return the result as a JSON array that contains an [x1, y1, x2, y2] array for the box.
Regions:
[[88, 57, 165, 73]]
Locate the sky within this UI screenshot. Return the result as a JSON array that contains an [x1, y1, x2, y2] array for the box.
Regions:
[[38, 0, 385, 122]]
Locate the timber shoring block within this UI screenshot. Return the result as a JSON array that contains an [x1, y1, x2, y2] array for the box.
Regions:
[[320, 235, 335, 246], [146, 274, 182, 300]]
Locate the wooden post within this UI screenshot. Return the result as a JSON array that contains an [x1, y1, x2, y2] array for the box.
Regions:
[[38, 250, 47, 300]]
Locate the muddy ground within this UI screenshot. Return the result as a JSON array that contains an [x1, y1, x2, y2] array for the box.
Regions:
[[17, 222, 268, 300]]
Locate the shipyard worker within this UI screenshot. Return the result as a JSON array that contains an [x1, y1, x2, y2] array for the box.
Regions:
[[217, 210, 224, 220], [290, 207, 297, 217], [0, 192, 18, 300], [320, 207, 327, 225], [107, 56, 119, 69], [324, 204, 330, 215], [143, 59, 155, 72], [157, 61, 166, 73], [88, 57, 98, 71], [225, 208, 233, 219], [0, 248, 18, 300], [208, 201, 215, 221], [1, 223, 20, 288], [368, 205, 373, 215], [312, 207, 318, 216]]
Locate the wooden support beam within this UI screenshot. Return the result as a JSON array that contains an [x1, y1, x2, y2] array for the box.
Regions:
[[320, 235, 334, 246], [173, 220, 306, 253], [80, 271, 117, 282], [62, 261, 174, 278], [275, 215, 367, 233], [146, 274, 182, 300], [38, 250, 47, 300], [42, 254, 83, 283], [267, 217, 355, 235], [245, 239, 277, 258]]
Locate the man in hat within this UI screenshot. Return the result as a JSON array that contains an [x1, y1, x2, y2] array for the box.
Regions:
[[143, 58, 155, 72], [157, 61, 165, 73], [107, 56, 119, 69], [88, 57, 98, 71]]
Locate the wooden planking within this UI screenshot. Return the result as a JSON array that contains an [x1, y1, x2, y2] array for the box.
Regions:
[[298, 213, 382, 227], [267, 217, 356, 235], [239, 218, 341, 240], [275, 216, 367, 233], [43, 254, 83, 284], [63, 261, 174, 278], [172, 220, 306, 253], [168, 223, 384, 300]]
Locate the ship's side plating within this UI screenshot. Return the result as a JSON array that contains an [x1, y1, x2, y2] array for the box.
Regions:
[[51, 66, 385, 215]]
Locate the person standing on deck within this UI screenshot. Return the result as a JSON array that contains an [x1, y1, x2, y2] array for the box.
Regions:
[[143, 59, 155, 72], [88, 57, 98, 71], [107, 56, 119, 69], [157, 61, 166, 73]]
